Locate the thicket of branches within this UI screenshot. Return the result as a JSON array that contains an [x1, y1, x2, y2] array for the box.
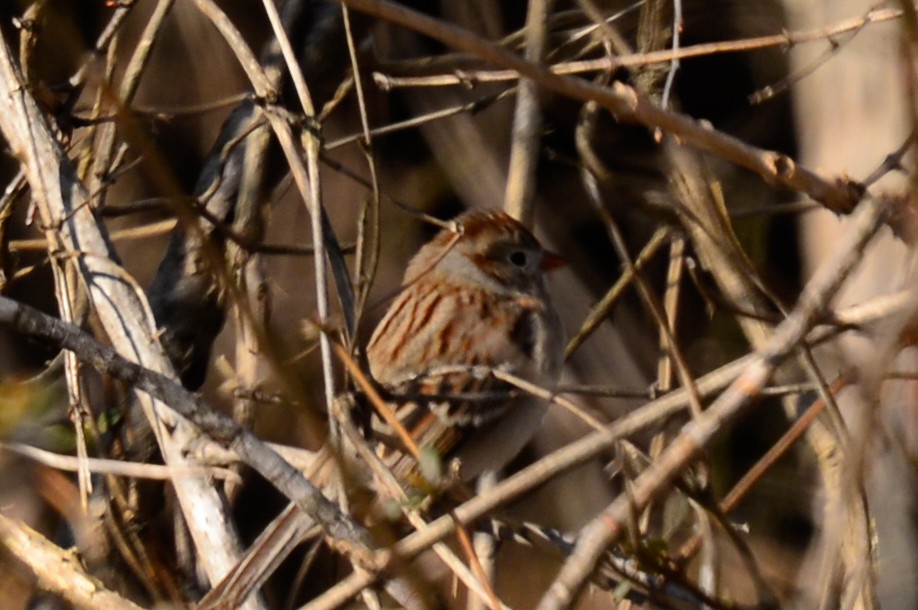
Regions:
[[0, 1, 916, 609]]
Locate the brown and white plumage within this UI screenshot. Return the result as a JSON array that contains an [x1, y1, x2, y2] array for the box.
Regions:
[[198, 210, 563, 609], [365, 210, 564, 481]]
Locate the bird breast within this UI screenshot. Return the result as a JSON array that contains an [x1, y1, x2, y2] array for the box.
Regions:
[[367, 277, 559, 390]]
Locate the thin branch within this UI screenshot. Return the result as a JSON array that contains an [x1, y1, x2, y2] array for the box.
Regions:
[[565, 227, 670, 359], [257, 0, 345, 415], [503, 0, 551, 226], [660, 0, 682, 108], [297, 279, 914, 609], [0, 442, 242, 483], [88, 0, 176, 209], [534, 195, 890, 610], [342, 3, 382, 336], [342, 0, 869, 218], [0, 295, 379, 567], [374, 6, 902, 89], [0, 24, 249, 593], [0, 514, 145, 610]]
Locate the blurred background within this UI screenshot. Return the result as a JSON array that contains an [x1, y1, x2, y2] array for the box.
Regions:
[[0, 1, 915, 609]]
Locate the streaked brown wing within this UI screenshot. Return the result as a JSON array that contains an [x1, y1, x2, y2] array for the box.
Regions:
[[365, 274, 548, 484], [369, 364, 517, 483]]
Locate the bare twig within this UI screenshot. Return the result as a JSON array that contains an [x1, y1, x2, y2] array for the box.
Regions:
[[0, 442, 242, 483], [660, 0, 682, 108], [254, 0, 342, 418], [0, 513, 145, 610], [374, 6, 902, 89], [503, 0, 551, 226], [296, 272, 918, 610], [88, 0, 176, 209], [565, 227, 670, 359], [534, 195, 890, 610], [342, 0, 868, 218], [325, 89, 515, 150], [0, 295, 378, 565], [0, 24, 249, 597], [342, 3, 382, 332]]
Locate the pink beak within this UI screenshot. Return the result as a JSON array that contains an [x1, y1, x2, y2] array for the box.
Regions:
[[540, 250, 567, 272]]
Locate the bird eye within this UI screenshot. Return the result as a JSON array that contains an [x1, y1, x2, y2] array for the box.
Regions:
[[508, 250, 528, 268]]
